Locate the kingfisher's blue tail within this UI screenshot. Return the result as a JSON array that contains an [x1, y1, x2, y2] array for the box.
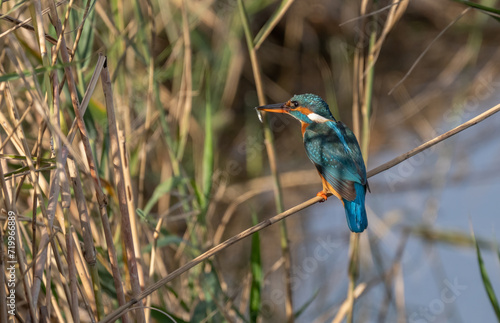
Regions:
[[342, 183, 368, 233]]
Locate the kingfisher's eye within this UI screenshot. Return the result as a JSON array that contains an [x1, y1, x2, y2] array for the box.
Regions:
[[292, 101, 299, 107]]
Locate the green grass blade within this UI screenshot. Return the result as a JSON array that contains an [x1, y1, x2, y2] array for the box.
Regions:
[[142, 176, 185, 216], [0, 154, 55, 164], [0, 59, 88, 82], [238, 0, 255, 49], [497, 242, 500, 263], [142, 233, 184, 253], [250, 213, 262, 322], [294, 289, 320, 318], [452, 0, 500, 22], [1, 0, 29, 17], [202, 75, 214, 208], [71, 7, 96, 73], [191, 180, 204, 214], [4, 165, 56, 178], [150, 305, 189, 323], [473, 230, 500, 320], [254, 0, 295, 50]]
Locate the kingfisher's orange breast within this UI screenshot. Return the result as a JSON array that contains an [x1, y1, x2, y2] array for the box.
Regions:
[[301, 122, 308, 136]]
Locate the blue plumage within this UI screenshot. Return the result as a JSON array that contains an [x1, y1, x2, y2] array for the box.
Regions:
[[343, 183, 368, 233], [303, 121, 368, 232], [256, 93, 369, 232]]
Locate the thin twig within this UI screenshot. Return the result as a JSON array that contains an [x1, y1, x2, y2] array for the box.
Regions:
[[0, 1, 71, 52], [367, 102, 500, 178], [99, 195, 323, 323], [339, 1, 403, 26], [253, 0, 296, 50], [388, 8, 470, 95]]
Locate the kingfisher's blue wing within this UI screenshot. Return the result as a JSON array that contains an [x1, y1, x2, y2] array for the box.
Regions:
[[303, 121, 367, 201]]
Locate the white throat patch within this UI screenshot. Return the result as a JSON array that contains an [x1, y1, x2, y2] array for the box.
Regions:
[[308, 113, 330, 123]]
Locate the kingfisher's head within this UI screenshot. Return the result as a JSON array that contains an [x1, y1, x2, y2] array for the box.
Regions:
[[256, 93, 335, 123]]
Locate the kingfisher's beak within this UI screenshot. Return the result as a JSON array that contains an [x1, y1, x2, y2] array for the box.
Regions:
[[255, 102, 290, 113]]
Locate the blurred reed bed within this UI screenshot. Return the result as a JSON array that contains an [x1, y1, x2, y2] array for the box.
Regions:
[[1, 0, 500, 322]]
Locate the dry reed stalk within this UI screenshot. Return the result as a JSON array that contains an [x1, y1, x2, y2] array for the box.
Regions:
[[4, 38, 84, 169], [0, 163, 11, 322], [66, 228, 80, 323], [69, 229, 99, 321], [3, 55, 47, 323], [2, 65, 40, 224], [119, 129, 145, 290], [53, 69, 83, 322], [388, 7, 471, 95], [49, 0, 75, 65], [348, 2, 409, 319], [0, 1, 69, 44], [31, 110, 45, 299], [69, 0, 93, 60], [67, 150, 101, 321], [332, 233, 409, 323], [137, 2, 159, 305], [368, 102, 500, 178], [46, 232, 73, 314], [55, 0, 93, 96], [136, 42, 155, 210], [0, 110, 24, 154], [174, 0, 194, 162], [363, 0, 409, 78], [0, 104, 33, 152], [46, 247, 55, 320], [394, 260, 406, 323], [17, 214, 37, 321], [4, 37, 92, 321], [145, 216, 163, 323], [46, 8, 131, 321], [101, 55, 145, 323], [347, 2, 370, 321], [168, 0, 198, 281], [237, 0, 294, 319], [67, 231, 94, 305], [26, 0, 48, 63], [17, 4, 59, 314], [63, 57, 105, 153], [137, 0, 157, 233]]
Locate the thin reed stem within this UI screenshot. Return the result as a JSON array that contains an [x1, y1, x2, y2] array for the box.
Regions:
[[101, 56, 145, 323], [238, 0, 294, 320]]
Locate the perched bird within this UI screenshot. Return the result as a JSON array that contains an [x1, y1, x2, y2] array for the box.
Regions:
[[256, 94, 369, 232]]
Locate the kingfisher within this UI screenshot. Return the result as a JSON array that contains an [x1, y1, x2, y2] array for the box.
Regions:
[[256, 94, 369, 232]]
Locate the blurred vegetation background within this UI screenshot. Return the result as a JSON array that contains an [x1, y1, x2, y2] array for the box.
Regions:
[[2, 0, 500, 322]]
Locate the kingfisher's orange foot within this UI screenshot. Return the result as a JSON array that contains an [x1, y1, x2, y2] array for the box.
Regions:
[[316, 191, 328, 202]]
